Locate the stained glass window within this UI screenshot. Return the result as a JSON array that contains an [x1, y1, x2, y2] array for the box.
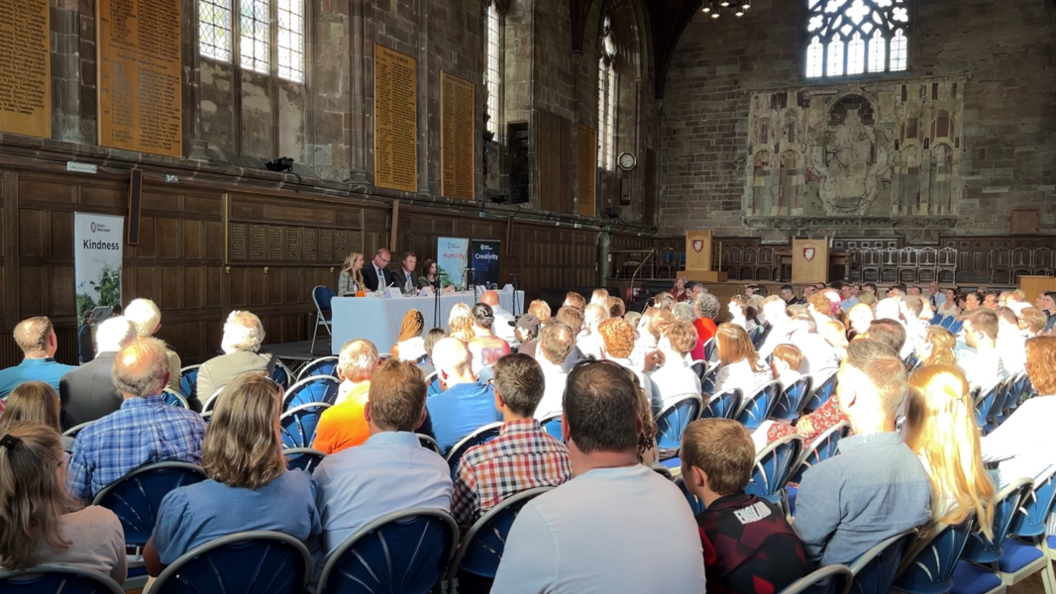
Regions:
[[805, 0, 909, 78]]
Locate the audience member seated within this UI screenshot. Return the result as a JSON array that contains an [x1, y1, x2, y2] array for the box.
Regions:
[[390, 251, 418, 295], [391, 309, 426, 363], [648, 321, 702, 410], [607, 296, 626, 318], [1035, 291, 1056, 332], [794, 339, 931, 567], [312, 339, 380, 455], [597, 318, 658, 410], [757, 296, 789, 358], [577, 304, 610, 360], [143, 374, 321, 577], [727, 295, 758, 333], [563, 291, 586, 310], [712, 323, 774, 397], [847, 302, 874, 337], [528, 299, 552, 327], [452, 354, 572, 532], [312, 359, 451, 574], [904, 365, 995, 537], [682, 419, 809, 594], [995, 307, 1027, 375], [589, 288, 609, 307], [427, 338, 500, 452], [338, 251, 365, 296], [786, 314, 840, 382], [59, 317, 137, 430], [1019, 306, 1047, 339], [533, 321, 574, 419], [77, 311, 94, 365], [0, 423, 126, 582], [982, 336, 1056, 485], [771, 344, 804, 388], [196, 311, 276, 403], [0, 381, 67, 449], [820, 319, 849, 361], [630, 307, 674, 369], [956, 309, 1008, 393], [691, 293, 721, 361], [362, 248, 394, 292], [66, 338, 206, 502], [917, 325, 957, 367], [448, 302, 476, 343], [0, 317, 76, 398], [467, 304, 511, 376], [512, 314, 540, 358], [900, 295, 928, 353], [482, 290, 517, 343], [491, 361, 707, 591], [779, 284, 803, 306], [124, 298, 182, 394]]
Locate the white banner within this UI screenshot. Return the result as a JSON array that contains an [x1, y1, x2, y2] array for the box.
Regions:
[[74, 213, 124, 321], [437, 237, 469, 289]]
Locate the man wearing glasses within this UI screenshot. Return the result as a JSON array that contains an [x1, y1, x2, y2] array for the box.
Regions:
[[363, 248, 395, 292]]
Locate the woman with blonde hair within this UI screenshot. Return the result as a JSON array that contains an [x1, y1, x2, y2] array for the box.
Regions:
[[338, 252, 366, 296], [0, 381, 61, 434], [590, 288, 610, 307], [143, 374, 321, 576], [447, 302, 476, 343], [904, 365, 995, 537], [391, 309, 426, 362], [0, 422, 126, 580], [711, 323, 773, 396], [727, 295, 757, 333], [918, 326, 957, 367], [847, 302, 874, 338]]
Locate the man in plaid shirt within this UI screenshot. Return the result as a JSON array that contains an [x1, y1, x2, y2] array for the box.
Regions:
[[451, 353, 572, 531]]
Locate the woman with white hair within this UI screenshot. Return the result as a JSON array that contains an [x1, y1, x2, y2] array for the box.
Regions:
[[194, 311, 276, 408]]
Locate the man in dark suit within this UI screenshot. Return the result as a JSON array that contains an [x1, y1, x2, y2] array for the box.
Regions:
[[390, 252, 418, 295], [362, 248, 395, 292], [60, 317, 138, 430]]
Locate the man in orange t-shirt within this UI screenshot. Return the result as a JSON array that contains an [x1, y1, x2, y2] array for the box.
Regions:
[[312, 339, 379, 454]]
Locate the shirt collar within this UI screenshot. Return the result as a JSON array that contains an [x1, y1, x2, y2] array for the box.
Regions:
[[709, 492, 754, 510], [837, 431, 903, 454], [120, 394, 165, 409], [20, 357, 57, 365], [364, 431, 422, 447], [500, 418, 541, 435]]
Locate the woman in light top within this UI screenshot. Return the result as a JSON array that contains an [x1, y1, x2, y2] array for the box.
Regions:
[[0, 422, 127, 581], [711, 323, 773, 397], [937, 288, 960, 320], [918, 326, 958, 367], [338, 252, 365, 296], [392, 309, 427, 363]]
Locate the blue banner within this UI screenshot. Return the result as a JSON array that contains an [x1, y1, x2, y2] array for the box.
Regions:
[[471, 240, 501, 289]]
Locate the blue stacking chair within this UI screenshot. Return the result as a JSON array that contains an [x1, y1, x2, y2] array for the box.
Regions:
[[940, 316, 955, 329], [770, 376, 814, 422], [973, 384, 1002, 428], [425, 371, 443, 397], [151, 531, 312, 594], [737, 381, 782, 430], [284, 447, 326, 472], [539, 413, 563, 441], [655, 394, 703, 460], [802, 373, 838, 414], [996, 471, 1056, 591], [283, 375, 341, 410], [179, 364, 200, 400], [418, 434, 442, 455], [280, 403, 331, 449], [311, 285, 336, 354], [702, 362, 721, 394], [296, 356, 340, 382], [892, 516, 975, 594], [952, 478, 1034, 594], [700, 388, 742, 420], [271, 360, 294, 389], [446, 423, 504, 475], [162, 388, 188, 409], [316, 509, 459, 594], [93, 462, 208, 546], [948, 320, 964, 334], [790, 421, 850, 484], [930, 312, 944, 325], [446, 487, 552, 586], [674, 474, 705, 515], [779, 564, 854, 594], [0, 565, 124, 594], [749, 325, 767, 349], [746, 434, 802, 505], [703, 337, 718, 363], [848, 529, 918, 594]]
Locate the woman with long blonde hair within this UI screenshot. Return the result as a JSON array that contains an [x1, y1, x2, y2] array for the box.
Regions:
[[143, 374, 321, 576], [338, 252, 366, 296], [918, 326, 958, 367], [0, 422, 126, 580], [448, 302, 476, 343], [904, 365, 995, 538], [392, 309, 427, 362], [0, 381, 61, 434], [711, 323, 773, 396]]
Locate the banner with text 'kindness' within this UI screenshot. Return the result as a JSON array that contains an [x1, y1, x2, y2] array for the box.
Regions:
[[74, 213, 124, 321]]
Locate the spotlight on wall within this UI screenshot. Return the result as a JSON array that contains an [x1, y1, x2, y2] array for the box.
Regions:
[[264, 157, 295, 173], [491, 194, 511, 204], [604, 207, 622, 219]]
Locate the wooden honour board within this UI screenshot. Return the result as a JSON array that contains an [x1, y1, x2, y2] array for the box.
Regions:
[[577, 126, 597, 217], [374, 44, 418, 193], [96, 0, 182, 157], [0, 0, 51, 139], [536, 109, 572, 213], [225, 195, 364, 266], [440, 71, 475, 200]]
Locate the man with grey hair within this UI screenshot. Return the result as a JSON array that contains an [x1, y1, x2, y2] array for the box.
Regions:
[[0, 316, 76, 398], [787, 314, 840, 381], [311, 339, 382, 454], [66, 337, 206, 501], [195, 310, 276, 405], [59, 317, 137, 430], [124, 298, 182, 393]]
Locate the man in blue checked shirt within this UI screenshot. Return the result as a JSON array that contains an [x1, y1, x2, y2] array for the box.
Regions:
[[67, 337, 206, 502]]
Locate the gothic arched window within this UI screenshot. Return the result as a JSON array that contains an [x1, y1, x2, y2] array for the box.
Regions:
[[597, 16, 617, 170], [485, 1, 502, 136], [805, 0, 908, 79]]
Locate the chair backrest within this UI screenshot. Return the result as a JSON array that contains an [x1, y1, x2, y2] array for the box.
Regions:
[[655, 394, 703, 452], [745, 434, 802, 501], [283, 375, 341, 410], [313, 285, 336, 315], [271, 360, 294, 389], [92, 461, 208, 546], [790, 421, 850, 484], [892, 516, 974, 593], [316, 508, 459, 594], [62, 420, 94, 439], [161, 388, 189, 409], [737, 381, 782, 430], [296, 356, 340, 383], [948, 320, 963, 334], [961, 477, 1033, 564], [939, 316, 954, 329], [446, 422, 504, 473], [802, 373, 838, 413], [673, 474, 705, 515], [417, 433, 442, 454], [448, 487, 553, 580], [748, 325, 766, 348], [284, 447, 326, 473], [701, 388, 742, 420], [1009, 469, 1056, 538], [152, 531, 312, 594], [771, 375, 814, 421], [702, 362, 721, 394], [179, 364, 200, 399], [973, 384, 1001, 427], [778, 564, 853, 594], [703, 337, 718, 363], [539, 413, 563, 440], [425, 372, 443, 397], [280, 403, 332, 449], [0, 565, 125, 594], [847, 529, 917, 594]]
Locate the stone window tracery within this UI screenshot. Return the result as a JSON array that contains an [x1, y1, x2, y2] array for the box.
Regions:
[[805, 0, 909, 79], [197, 0, 304, 83], [597, 16, 617, 171]]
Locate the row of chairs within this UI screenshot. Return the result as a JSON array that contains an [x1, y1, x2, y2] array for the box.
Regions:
[[975, 371, 1036, 433], [177, 356, 340, 403]]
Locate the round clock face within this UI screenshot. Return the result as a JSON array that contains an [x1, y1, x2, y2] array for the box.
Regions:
[[619, 152, 636, 170]]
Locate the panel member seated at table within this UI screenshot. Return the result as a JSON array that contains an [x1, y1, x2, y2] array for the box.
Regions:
[[416, 259, 454, 293], [362, 248, 394, 292], [391, 252, 418, 295], [426, 338, 501, 453], [338, 252, 365, 297]]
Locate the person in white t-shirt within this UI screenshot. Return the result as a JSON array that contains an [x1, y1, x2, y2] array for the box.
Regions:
[[956, 309, 1008, 394], [648, 320, 702, 411], [533, 321, 574, 420]]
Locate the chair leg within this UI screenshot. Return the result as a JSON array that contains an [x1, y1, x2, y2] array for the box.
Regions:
[[311, 319, 319, 353]]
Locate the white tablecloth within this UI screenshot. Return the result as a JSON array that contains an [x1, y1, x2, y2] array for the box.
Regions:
[[331, 291, 524, 354]]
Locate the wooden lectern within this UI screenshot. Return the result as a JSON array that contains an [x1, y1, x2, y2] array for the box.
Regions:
[[791, 237, 830, 284], [681, 230, 727, 283]]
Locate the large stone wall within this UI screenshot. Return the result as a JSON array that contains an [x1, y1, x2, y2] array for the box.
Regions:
[[659, 0, 1056, 241]]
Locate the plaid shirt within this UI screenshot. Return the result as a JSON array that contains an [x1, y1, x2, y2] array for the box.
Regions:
[[67, 395, 206, 501], [451, 419, 573, 530]]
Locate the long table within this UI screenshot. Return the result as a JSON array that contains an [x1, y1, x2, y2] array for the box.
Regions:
[[330, 291, 525, 354]]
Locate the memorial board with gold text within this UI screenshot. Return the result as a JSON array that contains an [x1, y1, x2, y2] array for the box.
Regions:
[[440, 71, 475, 201], [374, 44, 417, 193], [0, 0, 51, 139]]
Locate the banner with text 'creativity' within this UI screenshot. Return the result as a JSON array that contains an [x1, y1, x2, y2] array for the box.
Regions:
[[75, 213, 124, 321], [437, 237, 469, 289], [471, 240, 501, 289]]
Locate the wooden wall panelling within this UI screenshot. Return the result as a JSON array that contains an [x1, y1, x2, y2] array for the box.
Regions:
[[4, 171, 18, 330]]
